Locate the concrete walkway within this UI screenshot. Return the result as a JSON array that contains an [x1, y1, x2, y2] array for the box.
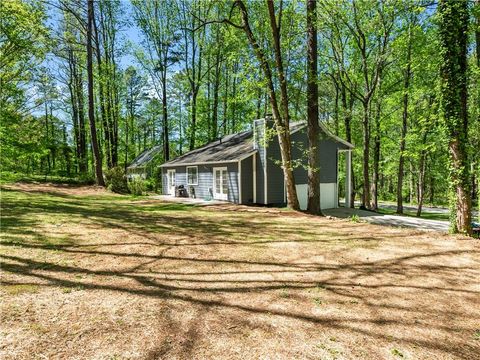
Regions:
[[323, 207, 450, 232]]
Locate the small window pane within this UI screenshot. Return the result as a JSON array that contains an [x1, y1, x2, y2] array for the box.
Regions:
[[187, 167, 197, 185], [222, 170, 228, 194]]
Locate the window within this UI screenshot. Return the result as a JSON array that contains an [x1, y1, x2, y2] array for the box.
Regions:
[[187, 166, 198, 185]]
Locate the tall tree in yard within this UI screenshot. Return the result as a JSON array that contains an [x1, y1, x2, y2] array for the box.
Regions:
[[87, 0, 105, 186], [397, 15, 415, 214], [132, 0, 179, 161], [322, 0, 394, 210], [306, 0, 321, 214], [438, 0, 472, 234], [230, 0, 300, 210]]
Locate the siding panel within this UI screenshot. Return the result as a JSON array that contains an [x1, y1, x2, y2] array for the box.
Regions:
[[240, 155, 254, 204], [266, 135, 285, 204], [254, 120, 267, 204], [291, 127, 338, 185]]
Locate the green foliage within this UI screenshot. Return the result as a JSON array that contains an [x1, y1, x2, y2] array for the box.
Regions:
[[391, 348, 405, 358], [0, 172, 94, 186], [350, 214, 360, 223], [104, 167, 128, 194], [127, 177, 146, 196], [0, 0, 477, 228]]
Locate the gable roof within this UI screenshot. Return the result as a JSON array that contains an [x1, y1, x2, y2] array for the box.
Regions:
[[160, 130, 256, 167], [160, 120, 353, 168], [290, 121, 354, 149], [128, 145, 162, 169]]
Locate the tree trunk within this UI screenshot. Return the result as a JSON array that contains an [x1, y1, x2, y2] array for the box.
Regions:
[[234, 0, 299, 209], [231, 61, 238, 133], [87, 0, 105, 186], [371, 111, 380, 211], [223, 62, 228, 136], [162, 67, 169, 161], [306, 0, 321, 215], [429, 174, 434, 205], [474, 0, 480, 208], [360, 100, 371, 210], [189, 89, 198, 151], [76, 65, 88, 174], [265, 0, 299, 210], [44, 98, 51, 174], [340, 81, 355, 208], [370, 67, 383, 211], [334, 84, 339, 136], [93, 11, 112, 169], [67, 50, 81, 174], [438, 0, 472, 235], [212, 49, 221, 141], [416, 138, 427, 217], [396, 24, 412, 214]]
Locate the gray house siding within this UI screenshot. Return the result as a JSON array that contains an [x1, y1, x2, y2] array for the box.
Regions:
[[266, 135, 285, 204], [240, 155, 254, 204], [253, 119, 267, 204], [162, 162, 239, 203], [160, 120, 351, 208], [254, 152, 264, 205], [291, 127, 339, 184]]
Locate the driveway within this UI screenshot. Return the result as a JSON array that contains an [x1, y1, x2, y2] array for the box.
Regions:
[[323, 207, 450, 232], [374, 202, 479, 218]]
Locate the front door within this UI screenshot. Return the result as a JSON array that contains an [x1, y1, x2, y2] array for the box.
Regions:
[[213, 167, 228, 200], [167, 169, 176, 196]]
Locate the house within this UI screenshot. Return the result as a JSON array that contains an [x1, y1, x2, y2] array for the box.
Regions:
[[160, 117, 353, 210], [127, 145, 162, 179]]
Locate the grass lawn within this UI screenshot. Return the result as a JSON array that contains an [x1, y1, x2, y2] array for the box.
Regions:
[[1, 183, 479, 359]]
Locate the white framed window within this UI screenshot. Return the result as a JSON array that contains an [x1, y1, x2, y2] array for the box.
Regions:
[[187, 166, 198, 185]]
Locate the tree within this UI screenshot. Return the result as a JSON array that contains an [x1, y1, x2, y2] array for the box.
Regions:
[[396, 14, 415, 214], [87, 0, 105, 186], [438, 0, 472, 234], [132, 0, 179, 161], [222, 0, 300, 210], [306, 0, 321, 214], [322, 0, 395, 210], [124, 66, 147, 169]]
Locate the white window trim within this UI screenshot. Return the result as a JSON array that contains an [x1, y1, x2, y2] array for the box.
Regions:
[[186, 166, 198, 185], [167, 169, 176, 196]]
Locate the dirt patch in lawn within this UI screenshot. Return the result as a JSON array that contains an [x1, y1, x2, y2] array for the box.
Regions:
[[1, 183, 479, 359]]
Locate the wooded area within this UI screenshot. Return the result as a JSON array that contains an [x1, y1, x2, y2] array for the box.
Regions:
[[1, 0, 479, 234]]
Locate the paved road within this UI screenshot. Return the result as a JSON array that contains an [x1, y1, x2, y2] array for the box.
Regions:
[[374, 202, 479, 217], [323, 207, 450, 232]]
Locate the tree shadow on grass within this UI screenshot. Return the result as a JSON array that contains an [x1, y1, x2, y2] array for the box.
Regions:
[[1, 186, 369, 249], [2, 186, 480, 359], [1, 249, 479, 359]]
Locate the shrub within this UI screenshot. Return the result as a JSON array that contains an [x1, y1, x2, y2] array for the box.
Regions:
[[104, 167, 128, 194], [128, 177, 146, 196], [144, 178, 156, 192]]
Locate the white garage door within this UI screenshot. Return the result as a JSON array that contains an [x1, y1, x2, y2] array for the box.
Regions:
[[295, 183, 337, 210]]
